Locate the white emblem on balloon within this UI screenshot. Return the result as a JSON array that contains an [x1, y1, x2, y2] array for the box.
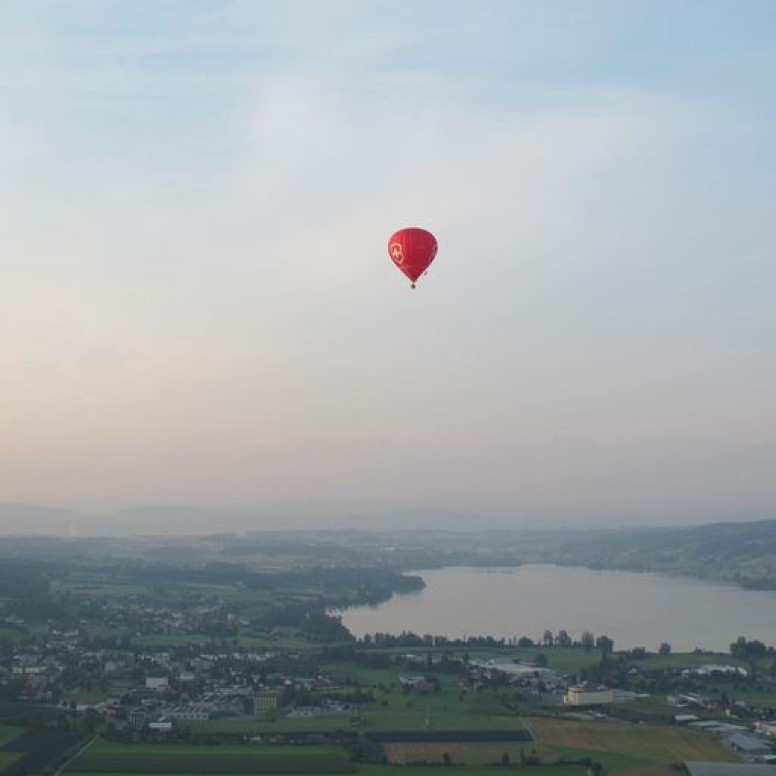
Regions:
[[389, 242, 405, 265]]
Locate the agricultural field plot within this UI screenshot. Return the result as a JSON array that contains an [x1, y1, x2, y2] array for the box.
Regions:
[[0, 727, 26, 747], [527, 717, 736, 763], [188, 714, 352, 734], [360, 704, 524, 731], [64, 771, 561, 776], [383, 741, 539, 765], [0, 728, 86, 774], [358, 764, 588, 776], [629, 652, 750, 671], [0, 627, 28, 644], [0, 752, 23, 773], [605, 766, 681, 776], [67, 741, 356, 774]]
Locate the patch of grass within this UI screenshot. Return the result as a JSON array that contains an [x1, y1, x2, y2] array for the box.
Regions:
[[69, 741, 354, 774], [629, 652, 749, 670], [0, 752, 23, 772], [0, 725, 27, 747], [527, 717, 735, 763], [547, 744, 652, 769], [86, 741, 346, 755], [358, 764, 587, 776], [188, 715, 351, 734], [0, 627, 29, 643]]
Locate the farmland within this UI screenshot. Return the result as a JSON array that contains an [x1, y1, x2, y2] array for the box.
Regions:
[[0, 728, 85, 774], [66, 741, 355, 774], [526, 717, 736, 766], [0, 728, 25, 748]]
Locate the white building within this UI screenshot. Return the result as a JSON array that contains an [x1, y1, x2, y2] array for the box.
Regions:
[[564, 684, 614, 706], [695, 664, 747, 677], [754, 721, 776, 738]]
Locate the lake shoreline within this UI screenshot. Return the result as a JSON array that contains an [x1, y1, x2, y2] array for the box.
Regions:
[[337, 564, 776, 653]]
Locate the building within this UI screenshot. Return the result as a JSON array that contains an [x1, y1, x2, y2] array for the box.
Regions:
[[168, 703, 212, 721], [255, 690, 280, 712], [754, 721, 776, 738], [564, 684, 613, 706], [696, 664, 748, 677], [129, 709, 146, 730], [728, 733, 772, 757]]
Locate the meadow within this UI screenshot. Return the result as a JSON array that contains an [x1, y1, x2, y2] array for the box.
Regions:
[[66, 741, 355, 774], [526, 717, 736, 766]]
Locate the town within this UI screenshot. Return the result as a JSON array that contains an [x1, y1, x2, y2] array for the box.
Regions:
[[2, 533, 776, 774]]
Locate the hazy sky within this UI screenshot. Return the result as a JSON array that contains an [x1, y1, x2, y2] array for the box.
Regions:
[[2, 1, 775, 527]]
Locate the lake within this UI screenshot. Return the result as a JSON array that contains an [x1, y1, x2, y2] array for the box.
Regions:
[[338, 565, 776, 652]]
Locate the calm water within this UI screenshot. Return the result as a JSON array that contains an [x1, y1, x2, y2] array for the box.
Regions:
[[339, 565, 776, 652]]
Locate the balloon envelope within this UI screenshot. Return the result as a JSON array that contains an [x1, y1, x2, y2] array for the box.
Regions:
[[388, 227, 438, 286]]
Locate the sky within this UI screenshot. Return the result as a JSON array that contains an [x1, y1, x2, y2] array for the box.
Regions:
[[1, 1, 775, 531]]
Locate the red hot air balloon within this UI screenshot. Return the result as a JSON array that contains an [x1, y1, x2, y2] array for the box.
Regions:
[[388, 227, 438, 288]]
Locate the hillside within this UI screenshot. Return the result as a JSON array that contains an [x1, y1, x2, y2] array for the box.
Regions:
[[514, 519, 776, 589]]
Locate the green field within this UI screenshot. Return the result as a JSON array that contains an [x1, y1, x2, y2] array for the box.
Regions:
[[0, 725, 26, 747], [0, 627, 29, 644], [527, 717, 736, 765], [0, 752, 23, 773], [67, 741, 355, 774], [360, 766, 587, 776], [629, 652, 751, 670], [64, 765, 589, 776]]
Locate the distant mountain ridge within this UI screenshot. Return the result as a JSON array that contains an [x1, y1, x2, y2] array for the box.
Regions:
[[1, 502, 775, 589]]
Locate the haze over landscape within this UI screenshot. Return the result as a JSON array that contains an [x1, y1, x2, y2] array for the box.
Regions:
[[2, 1, 775, 534]]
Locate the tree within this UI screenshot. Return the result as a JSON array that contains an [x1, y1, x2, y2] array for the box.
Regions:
[[596, 635, 614, 663], [730, 636, 768, 661], [659, 642, 671, 655], [580, 631, 595, 652], [543, 630, 554, 647], [556, 629, 572, 647]]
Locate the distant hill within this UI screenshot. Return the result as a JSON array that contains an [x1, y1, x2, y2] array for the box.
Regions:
[[1, 502, 775, 589], [515, 519, 776, 589]]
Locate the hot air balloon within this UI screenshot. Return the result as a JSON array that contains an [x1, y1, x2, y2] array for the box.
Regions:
[[388, 227, 438, 288]]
